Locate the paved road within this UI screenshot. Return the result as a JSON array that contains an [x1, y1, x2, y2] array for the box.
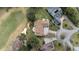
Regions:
[[50, 15, 79, 50], [56, 15, 79, 50]]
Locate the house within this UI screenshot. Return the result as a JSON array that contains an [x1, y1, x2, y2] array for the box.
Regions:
[[33, 19, 49, 36], [47, 7, 62, 25], [40, 42, 54, 51]]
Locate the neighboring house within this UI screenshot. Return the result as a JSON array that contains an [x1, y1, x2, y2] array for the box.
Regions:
[[47, 7, 62, 25], [40, 42, 54, 51], [12, 36, 22, 51], [43, 34, 57, 51], [33, 19, 49, 36]]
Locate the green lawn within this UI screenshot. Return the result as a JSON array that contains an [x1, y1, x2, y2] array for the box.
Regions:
[[0, 10, 25, 49], [53, 41, 64, 51], [71, 32, 79, 47], [49, 20, 59, 31], [63, 19, 73, 30], [35, 8, 52, 20], [62, 7, 79, 27]]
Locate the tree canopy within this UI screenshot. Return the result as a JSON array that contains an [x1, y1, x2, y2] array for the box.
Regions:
[[26, 29, 41, 50], [19, 29, 41, 51]]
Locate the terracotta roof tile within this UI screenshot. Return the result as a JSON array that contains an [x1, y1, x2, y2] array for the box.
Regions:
[[34, 19, 49, 36]]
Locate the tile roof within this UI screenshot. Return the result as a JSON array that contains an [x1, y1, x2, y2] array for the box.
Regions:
[[34, 19, 49, 36]]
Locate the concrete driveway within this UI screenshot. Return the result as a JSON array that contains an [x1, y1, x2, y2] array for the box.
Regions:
[[49, 15, 79, 50]]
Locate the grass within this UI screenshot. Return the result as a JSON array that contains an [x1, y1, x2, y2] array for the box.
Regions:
[[0, 10, 25, 49], [63, 19, 73, 30], [62, 7, 79, 27], [35, 8, 52, 20], [53, 41, 64, 51], [0, 9, 7, 17], [71, 32, 79, 47], [49, 20, 59, 31]]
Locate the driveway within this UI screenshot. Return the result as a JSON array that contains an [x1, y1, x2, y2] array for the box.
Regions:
[[56, 15, 79, 50], [49, 15, 79, 50]]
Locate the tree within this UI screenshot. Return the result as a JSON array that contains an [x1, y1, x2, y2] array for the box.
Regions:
[[26, 8, 37, 22], [19, 33, 27, 41], [27, 12, 36, 22], [27, 36, 40, 50], [19, 29, 41, 51], [26, 7, 43, 22], [26, 29, 41, 50], [58, 43, 61, 46], [18, 34, 27, 51]]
